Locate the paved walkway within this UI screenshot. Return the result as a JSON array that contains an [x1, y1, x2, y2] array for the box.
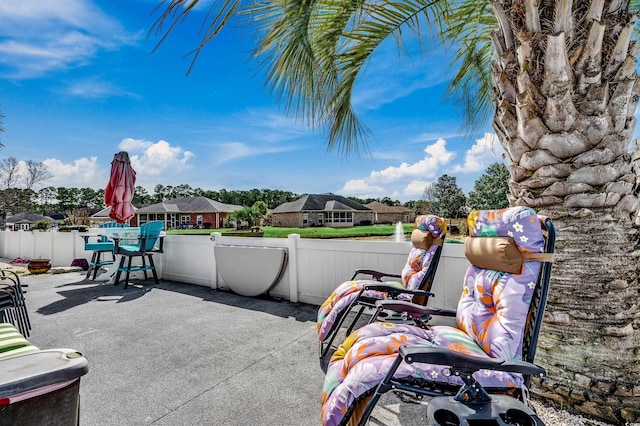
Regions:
[[19, 272, 421, 426]]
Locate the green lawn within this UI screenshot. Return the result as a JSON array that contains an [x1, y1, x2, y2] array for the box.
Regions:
[[165, 224, 413, 239]]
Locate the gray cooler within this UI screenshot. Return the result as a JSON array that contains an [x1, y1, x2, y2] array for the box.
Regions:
[[0, 349, 89, 425]]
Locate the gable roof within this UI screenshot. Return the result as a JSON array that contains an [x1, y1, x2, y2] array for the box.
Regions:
[[91, 206, 138, 219], [6, 212, 55, 224], [272, 194, 371, 213], [135, 196, 242, 214], [365, 201, 412, 214]]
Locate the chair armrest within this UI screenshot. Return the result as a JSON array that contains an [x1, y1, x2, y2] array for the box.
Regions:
[[351, 269, 401, 281], [399, 346, 546, 377], [362, 284, 434, 300], [374, 300, 456, 317]]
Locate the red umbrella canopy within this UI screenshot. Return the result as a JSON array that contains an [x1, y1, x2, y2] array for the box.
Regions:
[[105, 151, 137, 224]]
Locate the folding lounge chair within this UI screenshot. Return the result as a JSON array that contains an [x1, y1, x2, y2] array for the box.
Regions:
[[113, 221, 164, 289], [321, 206, 555, 426], [0, 270, 31, 337], [83, 221, 129, 280], [317, 215, 446, 358]]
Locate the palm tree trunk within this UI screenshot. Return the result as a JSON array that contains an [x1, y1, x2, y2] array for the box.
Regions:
[[491, 1, 640, 422]]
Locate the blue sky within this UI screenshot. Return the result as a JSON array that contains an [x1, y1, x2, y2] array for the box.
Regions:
[[0, 0, 506, 203]]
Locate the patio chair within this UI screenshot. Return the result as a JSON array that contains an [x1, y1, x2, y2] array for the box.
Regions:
[[83, 221, 129, 280], [321, 206, 555, 426], [113, 221, 164, 289], [317, 215, 446, 358], [0, 270, 31, 337]]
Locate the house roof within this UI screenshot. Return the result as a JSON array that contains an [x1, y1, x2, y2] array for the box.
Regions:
[[135, 196, 242, 214], [272, 194, 371, 213], [6, 212, 55, 223], [365, 201, 412, 214], [90, 206, 138, 219]]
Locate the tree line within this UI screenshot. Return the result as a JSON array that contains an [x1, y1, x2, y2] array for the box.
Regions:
[[0, 153, 510, 219]]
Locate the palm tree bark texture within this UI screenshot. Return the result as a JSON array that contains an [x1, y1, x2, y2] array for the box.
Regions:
[[492, 0, 640, 422]]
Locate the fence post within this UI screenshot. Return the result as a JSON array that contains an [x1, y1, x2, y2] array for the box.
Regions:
[[287, 234, 300, 303], [210, 232, 222, 290]]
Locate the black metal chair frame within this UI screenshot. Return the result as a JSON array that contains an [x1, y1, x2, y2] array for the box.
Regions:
[[356, 217, 555, 425], [0, 269, 31, 337], [319, 241, 444, 358]]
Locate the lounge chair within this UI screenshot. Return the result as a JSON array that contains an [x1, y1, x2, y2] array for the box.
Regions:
[[321, 206, 555, 426], [317, 215, 446, 358], [113, 221, 164, 289], [82, 221, 129, 280]]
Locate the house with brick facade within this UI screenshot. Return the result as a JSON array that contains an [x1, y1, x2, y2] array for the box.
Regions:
[[135, 196, 242, 230], [365, 201, 415, 224], [271, 193, 373, 228]]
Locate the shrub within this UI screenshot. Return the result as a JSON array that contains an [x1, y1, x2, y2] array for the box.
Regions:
[[33, 220, 51, 231]]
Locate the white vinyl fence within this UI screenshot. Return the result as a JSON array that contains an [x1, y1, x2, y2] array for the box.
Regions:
[[0, 230, 469, 309]]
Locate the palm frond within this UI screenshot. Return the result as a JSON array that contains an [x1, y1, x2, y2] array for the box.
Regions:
[[251, 0, 449, 156], [441, 0, 495, 135], [150, 0, 242, 75]]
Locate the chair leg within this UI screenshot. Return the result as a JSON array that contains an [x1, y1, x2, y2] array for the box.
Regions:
[[114, 257, 126, 286], [147, 255, 159, 284], [141, 255, 148, 281], [86, 252, 97, 279], [344, 305, 367, 336], [320, 298, 367, 358], [92, 252, 101, 280], [357, 353, 404, 426], [124, 256, 133, 289]]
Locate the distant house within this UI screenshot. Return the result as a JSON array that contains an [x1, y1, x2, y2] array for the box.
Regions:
[[135, 196, 242, 229], [5, 212, 56, 231], [271, 193, 373, 228], [365, 201, 415, 224], [90, 206, 139, 226]]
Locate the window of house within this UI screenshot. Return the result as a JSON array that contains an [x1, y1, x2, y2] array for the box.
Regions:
[[181, 215, 190, 225], [196, 215, 203, 225], [318, 213, 324, 225], [302, 213, 308, 225]]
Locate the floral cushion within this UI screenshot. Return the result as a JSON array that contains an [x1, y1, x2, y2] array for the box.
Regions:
[[317, 215, 446, 341], [321, 206, 548, 426], [458, 207, 545, 359]]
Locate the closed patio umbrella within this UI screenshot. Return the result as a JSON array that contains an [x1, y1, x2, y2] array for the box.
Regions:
[[105, 151, 136, 224]]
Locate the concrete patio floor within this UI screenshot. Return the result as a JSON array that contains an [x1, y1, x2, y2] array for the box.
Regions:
[[18, 272, 428, 426]]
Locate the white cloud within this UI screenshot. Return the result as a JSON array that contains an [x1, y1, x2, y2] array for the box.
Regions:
[[404, 180, 431, 198], [29, 139, 195, 190], [119, 138, 194, 178], [42, 156, 107, 188], [214, 141, 298, 165], [341, 179, 385, 195], [340, 138, 455, 199], [0, 0, 140, 79], [452, 132, 505, 173], [369, 139, 453, 183], [60, 78, 139, 99]]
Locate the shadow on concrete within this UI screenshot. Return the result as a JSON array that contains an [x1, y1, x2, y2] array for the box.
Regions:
[[37, 277, 317, 324]]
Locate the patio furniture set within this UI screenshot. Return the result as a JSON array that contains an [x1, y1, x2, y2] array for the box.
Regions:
[[0, 205, 555, 425]]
